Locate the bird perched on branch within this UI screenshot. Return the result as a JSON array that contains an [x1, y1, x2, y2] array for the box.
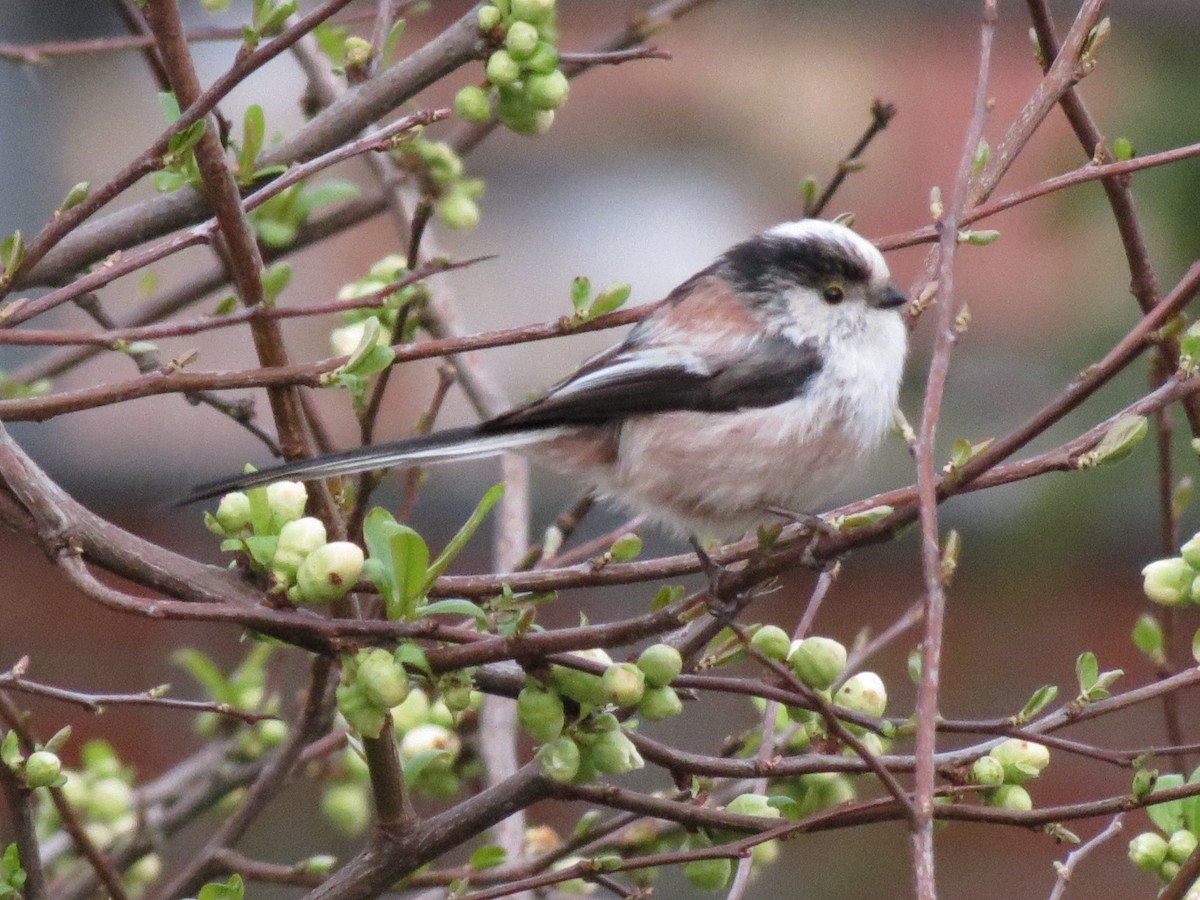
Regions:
[[186, 219, 908, 539]]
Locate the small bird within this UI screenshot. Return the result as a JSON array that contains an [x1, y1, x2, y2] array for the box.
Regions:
[[186, 219, 908, 538]]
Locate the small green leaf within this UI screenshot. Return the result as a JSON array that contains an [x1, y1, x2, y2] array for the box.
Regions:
[[1077, 414, 1148, 468], [1147, 773, 1186, 833], [1113, 137, 1134, 161], [239, 105, 266, 183], [1015, 684, 1058, 723], [1, 731, 21, 769], [608, 532, 642, 562], [198, 874, 245, 900], [422, 483, 505, 592], [254, 0, 297, 35], [243, 534, 278, 568], [799, 175, 820, 209], [587, 281, 631, 318], [58, 182, 90, 214], [1175, 477, 1196, 520], [363, 507, 430, 619], [259, 262, 291, 305], [1180, 324, 1200, 376], [570, 276, 591, 311], [294, 180, 360, 216], [650, 585, 684, 611], [416, 598, 489, 626], [384, 19, 407, 63], [174, 649, 234, 703], [403, 748, 451, 785], [212, 295, 238, 316], [469, 845, 507, 870], [43, 726, 72, 754], [1076, 651, 1098, 693], [972, 138, 990, 177], [167, 119, 207, 156], [1132, 767, 1157, 799], [0, 231, 24, 281], [158, 91, 182, 123], [1132, 613, 1165, 664], [394, 642, 431, 675], [831, 504, 895, 531], [571, 810, 601, 838], [313, 22, 348, 64]]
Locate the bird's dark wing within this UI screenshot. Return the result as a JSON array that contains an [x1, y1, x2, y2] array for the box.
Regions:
[[485, 332, 822, 431]]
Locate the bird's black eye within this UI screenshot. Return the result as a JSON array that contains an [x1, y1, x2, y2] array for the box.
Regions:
[[822, 283, 845, 305]]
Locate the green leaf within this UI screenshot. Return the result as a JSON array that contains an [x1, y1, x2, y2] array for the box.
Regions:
[[167, 119, 207, 157], [1132, 614, 1161, 662], [571, 810, 601, 838], [344, 345, 396, 379], [0, 232, 24, 281], [1147, 773, 1186, 834], [1113, 137, 1134, 161], [239, 105, 266, 182], [570, 276, 591, 311], [416, 598, 489, 626], [422, 483, 505, 592], [43, 726, 72, 754], [0, 732, 20, 769], [650, 585, 684, 611], [469, 845, 507, 870], [384, 19, 407, 64], [394, 642, 431, 675], [254, 0, 297, 34], [198, 874, 245, 900], [152, 169, 191, 193], [587, 281, 631, 318], [1015, 684, 1058, 724], [363, 508, 429, 620], [260, 262, 291, 305], [831, 504, 895, 531], [253, 218, 298, 248], [173, 649, 233, 703], [58, 181, 89, 214], [1076, 651, 1098, 693], [1077, 414, 1148, 468], [403, 748, 451, 785], [313, 22, 348, 64], [158, 91, 182, 123], [243, 534, 278, 568], [294, 180, 360, 216]]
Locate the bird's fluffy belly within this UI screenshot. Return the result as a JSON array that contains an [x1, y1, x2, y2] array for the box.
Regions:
[[602, 395, 879, 536]]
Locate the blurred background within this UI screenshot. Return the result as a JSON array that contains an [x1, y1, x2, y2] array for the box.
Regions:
[[2, 0, 1200, 896]]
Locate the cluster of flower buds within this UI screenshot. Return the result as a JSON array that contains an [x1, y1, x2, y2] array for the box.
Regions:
[[28, 739, 149, 871], [969, 738, 1051, 810], [1129, 829, 1200, 887], [522, 644, 684, 784], [324, 684, 467, 833], [752, 628, 891, 755], [206, 481, 364, 605], [329, 254, 430, 356], [1142, 533, 1200, 607], [457, 0, 569, 136], [337, 648, 410, 739], [392, 138, 486, 230]]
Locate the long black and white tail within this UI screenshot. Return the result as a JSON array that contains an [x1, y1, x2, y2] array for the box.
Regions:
[[181, 424, 556, 505]]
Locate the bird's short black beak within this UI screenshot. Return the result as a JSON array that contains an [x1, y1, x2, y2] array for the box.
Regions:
[[877, 285, 908, 309]]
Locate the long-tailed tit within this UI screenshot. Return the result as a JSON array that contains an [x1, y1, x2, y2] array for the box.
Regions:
[[186, 219, 908, 538]]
